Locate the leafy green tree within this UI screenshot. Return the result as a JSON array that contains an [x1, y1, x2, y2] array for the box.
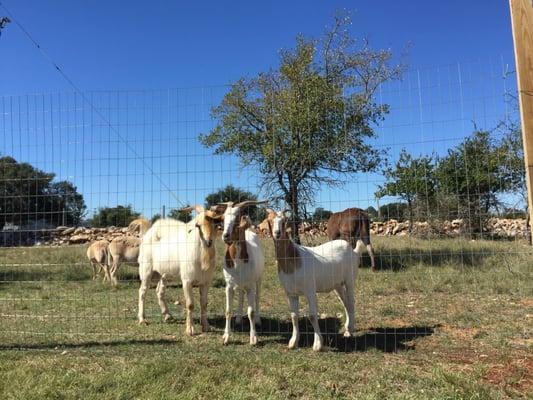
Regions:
[[199, 13, 402, 241], [312, 207, 332, 221], [435, 130, 511, 234], [168, 206, 193, 223], [89, 205, 140, 228], [378, 202, 409, 222], [376, 149, 435, 224], [0, 156, 86, 227], [204, 185, 265, 223], [365, 206, 378, 220]]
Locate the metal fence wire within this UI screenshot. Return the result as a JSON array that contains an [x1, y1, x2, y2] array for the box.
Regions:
[[0, 58, 531, 350]]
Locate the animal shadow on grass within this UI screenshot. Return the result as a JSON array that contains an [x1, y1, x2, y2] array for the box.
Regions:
[[371, 244, 498, 272], [208, 316, 435, 352]]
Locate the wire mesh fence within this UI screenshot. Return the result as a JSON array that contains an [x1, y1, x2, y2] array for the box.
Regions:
[[0, 57, 531, 351]]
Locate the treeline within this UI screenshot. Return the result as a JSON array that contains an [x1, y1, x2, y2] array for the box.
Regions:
[[374, 128, 525, 232]]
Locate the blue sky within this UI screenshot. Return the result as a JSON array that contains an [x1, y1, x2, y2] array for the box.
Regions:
[[0, 0, 519, 218]]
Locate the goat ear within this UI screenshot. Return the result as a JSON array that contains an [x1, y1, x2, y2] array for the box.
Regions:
[[194, 205, 205, 213], [266, 208, 275, 216]]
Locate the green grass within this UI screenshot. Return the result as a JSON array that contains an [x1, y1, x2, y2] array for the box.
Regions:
[[0, 236, 532, 399]]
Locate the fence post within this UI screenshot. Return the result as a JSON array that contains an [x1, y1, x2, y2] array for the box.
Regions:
[[510, 0, 533, 244]]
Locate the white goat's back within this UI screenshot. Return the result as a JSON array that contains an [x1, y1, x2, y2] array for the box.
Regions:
[[139, 218, 204, 280], [280, 239, 359, 295]]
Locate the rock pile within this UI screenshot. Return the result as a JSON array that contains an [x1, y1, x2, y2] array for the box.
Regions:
[[1, 218, 528, 247]]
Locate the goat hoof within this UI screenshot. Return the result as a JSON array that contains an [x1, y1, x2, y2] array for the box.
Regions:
[[288, 337, 298, 349], [222, 334, 230, 345], [250, 335, 258, 346], [174, 299, 181, 305], [185, 326, 195, 336], [163, 314, 173, 323], [343, 330, 352, 338], [312, 342, 322, 352], [138, 319, 148, 326]]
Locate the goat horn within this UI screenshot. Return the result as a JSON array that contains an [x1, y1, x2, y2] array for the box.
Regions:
[[178, 206, 194, 213], [217, 201, 234, 207], [234, 200, 268, 209]]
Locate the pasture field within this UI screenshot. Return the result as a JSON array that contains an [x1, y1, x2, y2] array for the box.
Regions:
[[0, 236, 532, 399]]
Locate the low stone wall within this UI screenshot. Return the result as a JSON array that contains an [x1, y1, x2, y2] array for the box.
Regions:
[[2, 217, 527, 247]]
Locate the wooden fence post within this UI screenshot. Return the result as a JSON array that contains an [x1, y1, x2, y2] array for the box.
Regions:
[[510, 0, 533, 244]]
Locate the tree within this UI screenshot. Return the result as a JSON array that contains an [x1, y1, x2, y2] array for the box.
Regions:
[[312, 207, 332, 221], [364, 206, 378, 220], [168, 207, 193, 223], [199, 12, 402, 241], [204, 185, 264, 223], [378, 202, 410, 222], [435, 130, 511, 234], [0, 156, 86, 227], [376, 149, 435, 224], [88, 205, 140, 228]]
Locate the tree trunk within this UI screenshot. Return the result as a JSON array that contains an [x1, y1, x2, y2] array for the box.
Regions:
[[286, 181, 301, 244]]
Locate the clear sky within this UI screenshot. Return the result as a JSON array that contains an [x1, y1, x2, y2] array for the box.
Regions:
[[0, 0, 519, 218]]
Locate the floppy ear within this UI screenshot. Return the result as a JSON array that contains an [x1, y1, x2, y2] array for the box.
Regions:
[[194, 205, 205, 213], [266, 208, 276, 217]]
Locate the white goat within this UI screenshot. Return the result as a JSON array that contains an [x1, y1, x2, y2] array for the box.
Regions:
[[265, 209, 361, 351], [137, 206, 223, 336], [220, 200, 267, 346]]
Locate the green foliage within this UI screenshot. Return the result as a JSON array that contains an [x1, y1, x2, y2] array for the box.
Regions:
[[88, 205, 140, 228], [376, 149, 435, 222], [168, 207, 193, 223], [199, 13, 402, 239], [311, 207, 332, 221], [204, 185, 265, 223], [365, 206, 378, 219], [378, 202, 410, 221], [435, 130, 511, 232], [0, 156, 86, 227]]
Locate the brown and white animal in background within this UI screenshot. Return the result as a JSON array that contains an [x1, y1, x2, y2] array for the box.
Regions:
[[107, 217, 151, 286], [220, 200, 267, 346], [137, 206, 223, 336], [86, 240, 110, 281], [266, 208, 361, 351], [326, 207, 376, 271]]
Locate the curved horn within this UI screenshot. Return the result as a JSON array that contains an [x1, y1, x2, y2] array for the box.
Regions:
[[217, 201, 234, 207], [234, 200, 269, 209], [178, 206, 194, 213]]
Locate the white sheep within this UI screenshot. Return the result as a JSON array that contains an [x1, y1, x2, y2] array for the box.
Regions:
[[220, 200, 267, 346], [137, 206, 223, 336], [265, 209, 361, 351]]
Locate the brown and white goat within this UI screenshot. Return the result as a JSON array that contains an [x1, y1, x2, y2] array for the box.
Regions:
[[220, 200, 267, 346], [266, 209, 361, 351], [326, 207, 376, 270]]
